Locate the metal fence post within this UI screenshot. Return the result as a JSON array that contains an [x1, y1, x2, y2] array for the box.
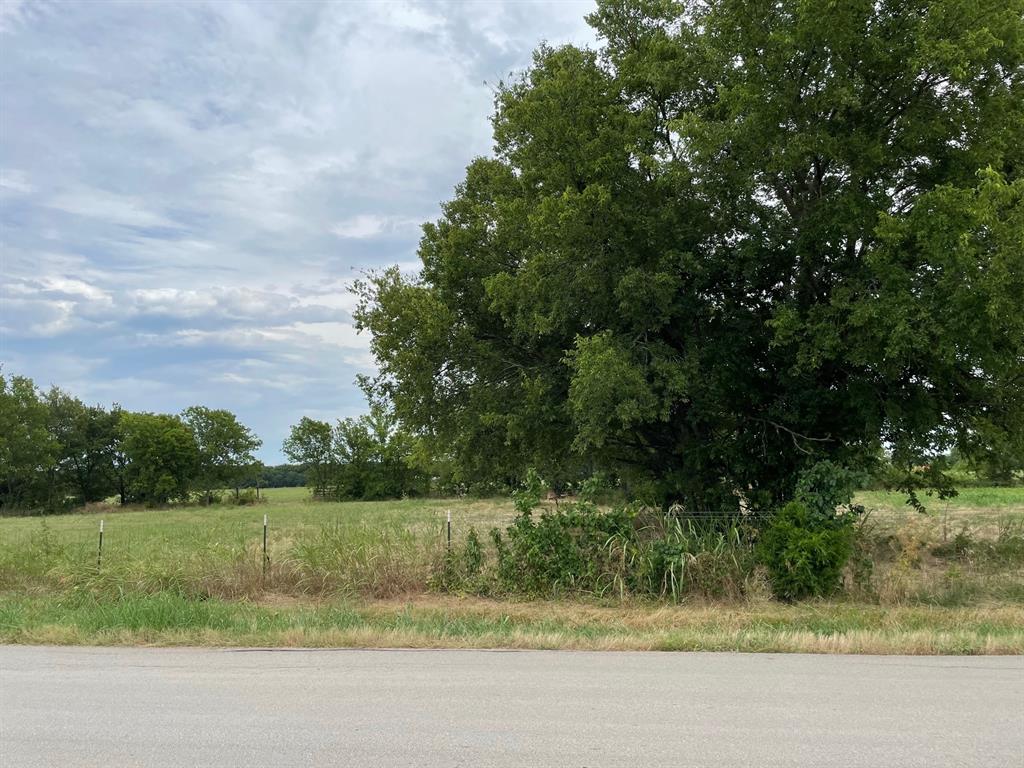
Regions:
[[262, 513, 268, 578], [97, 519, 104, 568], [446, 509, 451, 552]]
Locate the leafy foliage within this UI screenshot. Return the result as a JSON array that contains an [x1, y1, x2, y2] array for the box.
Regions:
[[117, 413, 198, 506], [0, 372, 57, 510], [490, 502, 635, 596], [356, 0, 1024, 508], [182, 406, 262, 503], [437, 480, 762, 600], [758, 502, 855, 600], [794, 460, 862, 521], [333, 406, 426, 500], [45, 388, 120, 505], [282, 417, 336, 498], [283, 405, 426, 501], [1, 371, 263, 512]]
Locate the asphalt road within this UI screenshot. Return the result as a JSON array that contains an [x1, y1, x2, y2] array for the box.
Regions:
[[1, 646, 1022, 767]]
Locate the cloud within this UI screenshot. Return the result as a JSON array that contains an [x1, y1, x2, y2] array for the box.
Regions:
[[0, 0, 36, 34], [0, 0, 596, 459], [45, 186, 181, 229], [331, 214, 424, 240], [39, 277, 112, 305], [0, 168, 32, 196]]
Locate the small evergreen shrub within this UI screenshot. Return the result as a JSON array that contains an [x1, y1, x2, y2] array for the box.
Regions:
[[758, 501, 854, 600]]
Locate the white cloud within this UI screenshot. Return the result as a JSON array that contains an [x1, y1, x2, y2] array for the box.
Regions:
[[163, 320, 367, 354], [2, 297, 75, 337], [40, 277, 113, 306], [46, 186, 179, 229], [332, 214, 386, 239], [331, 214, 424, 240], [287, 321, 368, 349], [0, 0, 596, 459], [0, 168, 32, 195]]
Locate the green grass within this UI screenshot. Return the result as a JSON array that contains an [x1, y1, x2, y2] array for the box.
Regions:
[[0, 493, 517, 600], [856, 486, 1024, 514], [1, 488, 1021, 653], [1, 592, 1021, 654], [0, 491, 514, 543]]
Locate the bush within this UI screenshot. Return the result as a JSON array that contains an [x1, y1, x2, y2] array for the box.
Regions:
[[226, 489, 263, 506], [511, 468, 545, 515], [490, 502, 634, 596], [435, 499, 762, 600], [758, 501, 854, 600], [795, 460, 861, 521]]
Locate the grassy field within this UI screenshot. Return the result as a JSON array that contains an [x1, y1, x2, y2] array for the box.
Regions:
[[857, 486, 1024, 516], [1, 487, 1022, 653]]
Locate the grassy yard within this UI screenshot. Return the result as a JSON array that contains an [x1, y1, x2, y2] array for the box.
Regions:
[[1, 487, 1022, 654]]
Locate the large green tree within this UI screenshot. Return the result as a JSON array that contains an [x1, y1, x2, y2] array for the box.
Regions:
[[117, 412, 198, 505], [356, 0, 1024, 508], [45, 388, 119, 505]]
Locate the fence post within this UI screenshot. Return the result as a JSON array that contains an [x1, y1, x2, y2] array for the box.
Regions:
[[262, 514, 268, 579], [446, 509, 451, 552], [97, 519, 104, 568]]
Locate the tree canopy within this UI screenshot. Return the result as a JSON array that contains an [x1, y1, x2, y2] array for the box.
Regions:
[[282, 407, 427, 501], [0, 371, 266, 512], [183, 406, 262, 503], [355, 0, 1024, 508]]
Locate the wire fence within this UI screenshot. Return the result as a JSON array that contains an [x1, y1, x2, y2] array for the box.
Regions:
[[1, 503, 1020, 569]]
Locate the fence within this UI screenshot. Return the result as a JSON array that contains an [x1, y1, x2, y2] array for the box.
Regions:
[[2, 503, 1018, 571]]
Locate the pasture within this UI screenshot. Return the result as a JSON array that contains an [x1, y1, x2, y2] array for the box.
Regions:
[[1, 487, 1022, 653]]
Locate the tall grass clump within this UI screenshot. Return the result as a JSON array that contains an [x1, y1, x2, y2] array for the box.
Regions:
[[291, 517, 442, 597], [617, 514, 761, 600]]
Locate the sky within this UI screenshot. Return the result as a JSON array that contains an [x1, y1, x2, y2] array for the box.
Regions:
[[0, 0, 596, 462]]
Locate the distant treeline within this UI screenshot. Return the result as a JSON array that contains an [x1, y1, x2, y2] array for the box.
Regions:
[[1, 370, 426, 514], [1, 371, 262, 512], [7, 368, 1016, 516], [282, 406, 428, 501], [242, 464, 306, 489]]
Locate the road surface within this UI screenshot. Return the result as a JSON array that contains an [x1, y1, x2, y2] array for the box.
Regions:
[[1, 646, 1021, 767]]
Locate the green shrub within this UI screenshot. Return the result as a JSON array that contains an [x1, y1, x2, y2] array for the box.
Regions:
[[758, 501, 854, 600], [511, 468, 545, 515], [490, 502, 634, 596], [439, 502, 761, 601]]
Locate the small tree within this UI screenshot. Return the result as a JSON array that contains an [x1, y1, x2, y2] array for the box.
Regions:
[[282, 417, 335, 498], [182, 406, 262, 504], [333, 405, 426, 500]]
